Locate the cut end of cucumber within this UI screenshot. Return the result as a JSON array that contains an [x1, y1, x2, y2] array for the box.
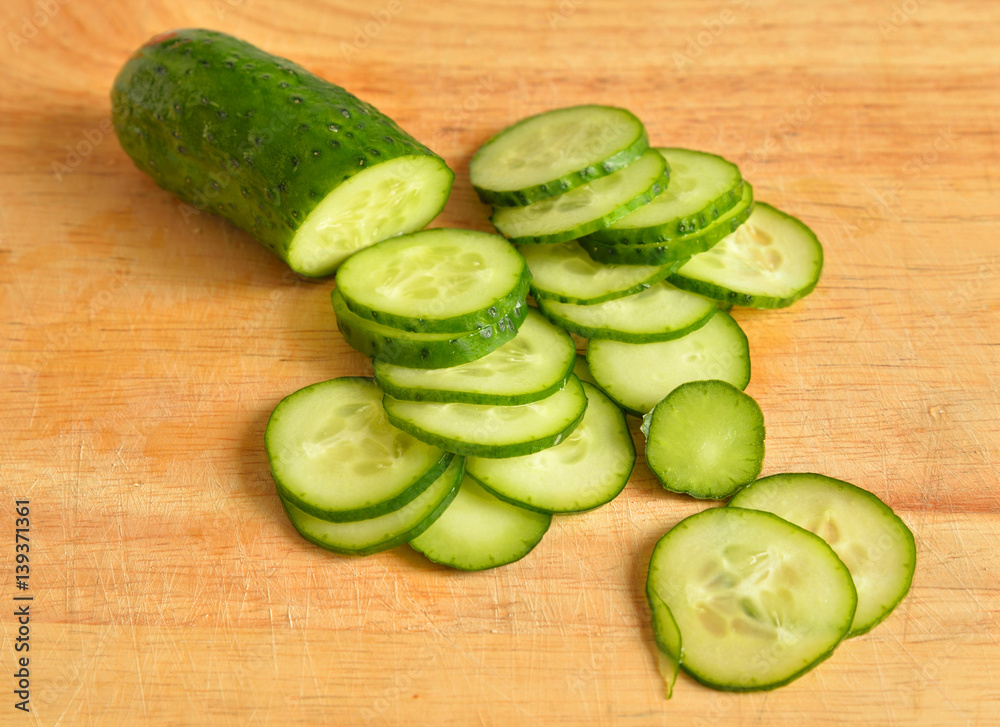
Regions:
[[287, 155, 453, 277]]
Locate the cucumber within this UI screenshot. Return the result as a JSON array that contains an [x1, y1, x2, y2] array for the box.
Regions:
[[111, 29, 453, 277], [587, 310, 750, 415], [279, 456, 464, 556], [382, 375, 588, 458], [647, 586, 682, 699], [642, 380, 764, 499], [470, 105, 648, 206], [409, 475, 552, 571], [572, 353, 599, 387], [669, 202, 823, 308], [490, 148, 669, 245], [646, 507, 857, 691], [579, 182, 754, 266], [333, 289, 526, 369], [586, 147, 744, 244], [536, 281, 717, 343], [373, 308, 575, 405], [265, 377, 453, 521], [728, 473, 916, 636], [335, 228, 530, 333], [466, 382, 634, 513], [518, 240, 679, 305]]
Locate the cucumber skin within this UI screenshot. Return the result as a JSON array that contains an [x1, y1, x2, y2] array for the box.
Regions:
[[110, 28, 451, 275], [535, 294, 717, 344]]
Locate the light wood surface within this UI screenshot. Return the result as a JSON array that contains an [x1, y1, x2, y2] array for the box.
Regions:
[[1, 0, 998, 724]]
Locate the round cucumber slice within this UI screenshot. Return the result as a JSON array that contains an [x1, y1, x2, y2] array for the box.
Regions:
[[490, 148, 669, 245], [646, 507, 858, 692], [373, 308, 575, 405], [466, 382, 635, 513], [335, 228, 530, 333], [333, 289, 525, 369], [279, 456, 464, 555], [647, 585, 682, 699], [669, 202, 823, 308], [728, 473, 916, 636], [587, 310, 750, 415], [265, 377, 453, 521], [409, 475, 551, 571], [382, 375, 588, 459], [471, 105, 649, 207], [643, 379, 765, 499]]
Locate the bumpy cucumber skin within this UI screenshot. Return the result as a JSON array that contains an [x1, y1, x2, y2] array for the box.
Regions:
[[472, 106, 649, 207], [110, 28, 451, 276]]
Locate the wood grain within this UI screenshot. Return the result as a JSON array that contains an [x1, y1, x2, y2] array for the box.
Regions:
[[1, 0, 998, 724]]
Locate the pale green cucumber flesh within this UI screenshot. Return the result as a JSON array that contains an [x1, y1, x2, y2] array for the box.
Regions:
[[728, 473, 916, 636], [647, 586, 682, 699]]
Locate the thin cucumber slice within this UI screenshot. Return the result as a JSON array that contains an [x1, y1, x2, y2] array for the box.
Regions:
[[646, 507, 857, 691], [279, 456, 464, 555], [470, 105, 648, 206], [580, 182, 754, 265], [333, 289, 525, 369], [587, 310, 750, 415], [588, 147, 744, 244], [669, 202, 823, 308], [646, 585, 682, 699], [728, 473, 916, 636], [643, 380, 764, 499], [491, 148, 669, 245], [409, 475, 552, 571], [466, 382, 634, 513], [536, 281, 717, 343], [382, 375, 588, 458], [335, 228, 530, 333], [373, 309, 575, 405], [572, 353, 599, 387], [519, 240, 679, 305], [265, 377, 453, 521]]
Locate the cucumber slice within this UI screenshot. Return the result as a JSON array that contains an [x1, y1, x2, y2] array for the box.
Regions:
[[373, 309, 575, 405], [587, 310, 750, 415], [646, 507, 857, 691], [643, 380, 764, 499], [333, 289, 525, 369], [279, 456, 464, 555], [587, 147, 744, 244], [728, 473, 916, 636], [491, 148, 669, 245], [536, 281, 717, 343], [470, 105, 648, 206], [382, 375, 588, 458], [646, 585, 682, 699], [335, 228, 530, 333], [669, 202, 823, 308], [265, 377, 453, 521], [409, 475, 552, 571], [519, 240, 679, 305], [580, 182, 754, 266], [466, 382, 634, 513], [572, 353, 599, 387]]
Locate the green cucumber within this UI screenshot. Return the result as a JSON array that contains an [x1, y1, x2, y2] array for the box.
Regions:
[[470, 105, 648, 206], [373, 308, 575, 405], [335, 228, 530, 333], [669, 202, 823, 308], [409, 475, 552, 571], [466, 382, 634, 513], [646, 507, 857, 691], [333, 289, 525, 369], [580, 182, 754, 266], [111, 29, 453, 277], [586, 147, 744, 244], [647, 586, 682, 699], [587, 310, 750, 415], [382, 375, 588, 458], [728, 473, 916, 636], [279, 456, 464, 556], [536, 281, 717, 343], [518, 240, 679, 305], [491, 148, 669, 245], [265, 377, 453, 521]]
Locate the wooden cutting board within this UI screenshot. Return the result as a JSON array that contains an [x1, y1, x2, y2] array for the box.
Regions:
[[1, 0, 998, 724]]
